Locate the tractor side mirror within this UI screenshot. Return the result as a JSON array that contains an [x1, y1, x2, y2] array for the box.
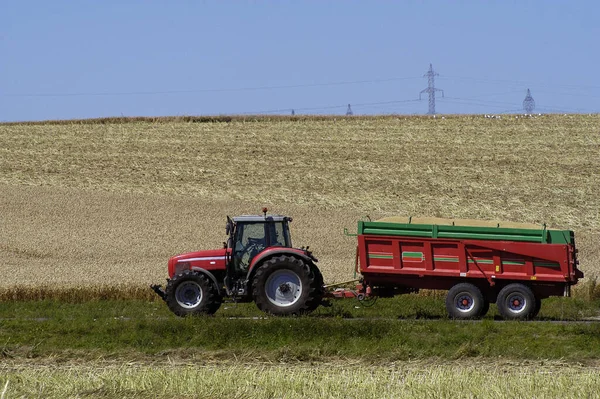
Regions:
[[226, 216, 233, 235]]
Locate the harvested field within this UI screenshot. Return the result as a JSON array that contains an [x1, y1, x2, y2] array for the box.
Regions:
[[1, 114, 599, 290], [0, 184, 363, 289], [2, 360, 600, 399]]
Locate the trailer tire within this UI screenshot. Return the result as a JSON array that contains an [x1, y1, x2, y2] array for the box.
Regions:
[[252, 255, 322, 316], [481, 299, 490, 317], [531, 298, 542, 318], [446, 283, 486, 319], [497, 283, 537, 320], [165, 271, 222, 317]]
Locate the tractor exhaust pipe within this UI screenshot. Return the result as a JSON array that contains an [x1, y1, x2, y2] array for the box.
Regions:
[[151, 284, 167, 301]]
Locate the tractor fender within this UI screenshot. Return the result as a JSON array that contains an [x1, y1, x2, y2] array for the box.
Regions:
[[189, 267, 222, 295], [246, 248, 317, 282]]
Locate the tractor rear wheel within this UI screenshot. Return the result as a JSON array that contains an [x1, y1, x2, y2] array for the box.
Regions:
[[306, 264, 325, 311], [252, 255, 323, 316], [165, 270, 222, 317]]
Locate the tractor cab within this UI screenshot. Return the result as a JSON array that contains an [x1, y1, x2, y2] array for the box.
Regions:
[[225, 209, 293, 293]]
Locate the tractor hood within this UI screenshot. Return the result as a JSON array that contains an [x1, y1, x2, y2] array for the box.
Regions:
[[168, 248, 230, 277]]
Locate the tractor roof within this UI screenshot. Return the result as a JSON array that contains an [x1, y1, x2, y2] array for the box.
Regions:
[[233, 215, 291, 223]]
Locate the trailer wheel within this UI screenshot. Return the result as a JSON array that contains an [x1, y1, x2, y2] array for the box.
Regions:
[[252, 255, 323, 316], [531, 298, 542, 318], [446, 283, 486, 319], [165, 271, 222, 317], [481, 299, 490, 317], [497, 283, 537, 320]]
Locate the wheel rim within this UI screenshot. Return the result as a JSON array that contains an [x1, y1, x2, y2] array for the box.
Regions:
[[507, 293, 526, 313], [454, 292, 475, 313], [265, 269, 302, 307], [175, 281, 203, 309]]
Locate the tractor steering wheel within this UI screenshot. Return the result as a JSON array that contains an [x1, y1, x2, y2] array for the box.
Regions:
[[237, 238, 265, 272]]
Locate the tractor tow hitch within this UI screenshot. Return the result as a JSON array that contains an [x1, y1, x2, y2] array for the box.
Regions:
[[151, 284, 167, 301], [323, 279, 376, 306]]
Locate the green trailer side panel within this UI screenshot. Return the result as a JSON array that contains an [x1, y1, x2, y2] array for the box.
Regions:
[[358, 221, 573, 245]]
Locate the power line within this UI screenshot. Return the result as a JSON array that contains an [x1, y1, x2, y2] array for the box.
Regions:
[[440, 97, 595, 114], [238, 98, 421, 115], [498, 109, 527, 114], [457, 90, 525, 99], [1, 76, 423, 98], [443, 95, 598, 113], [534, 90, 600, 99], [439, 75, 600, 91], [4, 67, 598, 116], [442, 96, 520, 107], [438, 98, 515, 110]]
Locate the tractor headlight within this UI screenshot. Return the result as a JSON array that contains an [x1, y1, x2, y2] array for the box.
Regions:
[[175, 261, 190, 275]]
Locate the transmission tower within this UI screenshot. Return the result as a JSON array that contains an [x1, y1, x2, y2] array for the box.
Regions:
[[346, 104, 353, 116], [419, 64, 444, 115], [523, 89, 535, 113]]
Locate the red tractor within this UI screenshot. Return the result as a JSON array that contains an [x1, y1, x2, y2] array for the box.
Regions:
[[152, 209, 325, 316]]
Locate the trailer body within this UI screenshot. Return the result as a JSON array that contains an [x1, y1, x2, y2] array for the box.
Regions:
[[357, 220, 582, 304]]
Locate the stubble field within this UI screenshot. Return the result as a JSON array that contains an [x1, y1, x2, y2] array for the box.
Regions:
[[1, 114, 599, 292], [2, 360, 600, 399], [1, 114, 600, 398]]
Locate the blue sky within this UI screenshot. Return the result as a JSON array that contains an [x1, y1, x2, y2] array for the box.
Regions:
[[2, 1, 599, 121]]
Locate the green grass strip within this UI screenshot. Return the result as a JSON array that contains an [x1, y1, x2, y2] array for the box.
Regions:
[[0, 298, 599, 363]]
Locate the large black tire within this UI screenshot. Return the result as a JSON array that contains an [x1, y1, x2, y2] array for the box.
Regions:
[[531, 298, 542, 319], [252, 255, 323, 316], [496, 283, 537, 321], [481, 299, 490, 318], [445, 283, 486, 319], [165, 270, 222, 317], [306, 264, 325, 311]]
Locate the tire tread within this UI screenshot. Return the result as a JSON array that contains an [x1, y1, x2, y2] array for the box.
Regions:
[[165, 270, 222, 317]]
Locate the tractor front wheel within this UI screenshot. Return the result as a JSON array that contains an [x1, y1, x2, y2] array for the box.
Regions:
[[165, 271, 222, 317], [252, 255, 323, 316]]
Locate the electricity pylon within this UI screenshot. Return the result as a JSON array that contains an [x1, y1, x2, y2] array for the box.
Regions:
[[523, 89, 535, 113], [419, 64, 444, 115]]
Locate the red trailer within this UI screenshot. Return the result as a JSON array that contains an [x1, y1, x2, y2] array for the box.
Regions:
[[351, 217, 583, 320]]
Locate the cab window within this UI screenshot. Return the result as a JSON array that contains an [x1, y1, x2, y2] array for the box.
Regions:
[[268, 221, 291, 247]]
